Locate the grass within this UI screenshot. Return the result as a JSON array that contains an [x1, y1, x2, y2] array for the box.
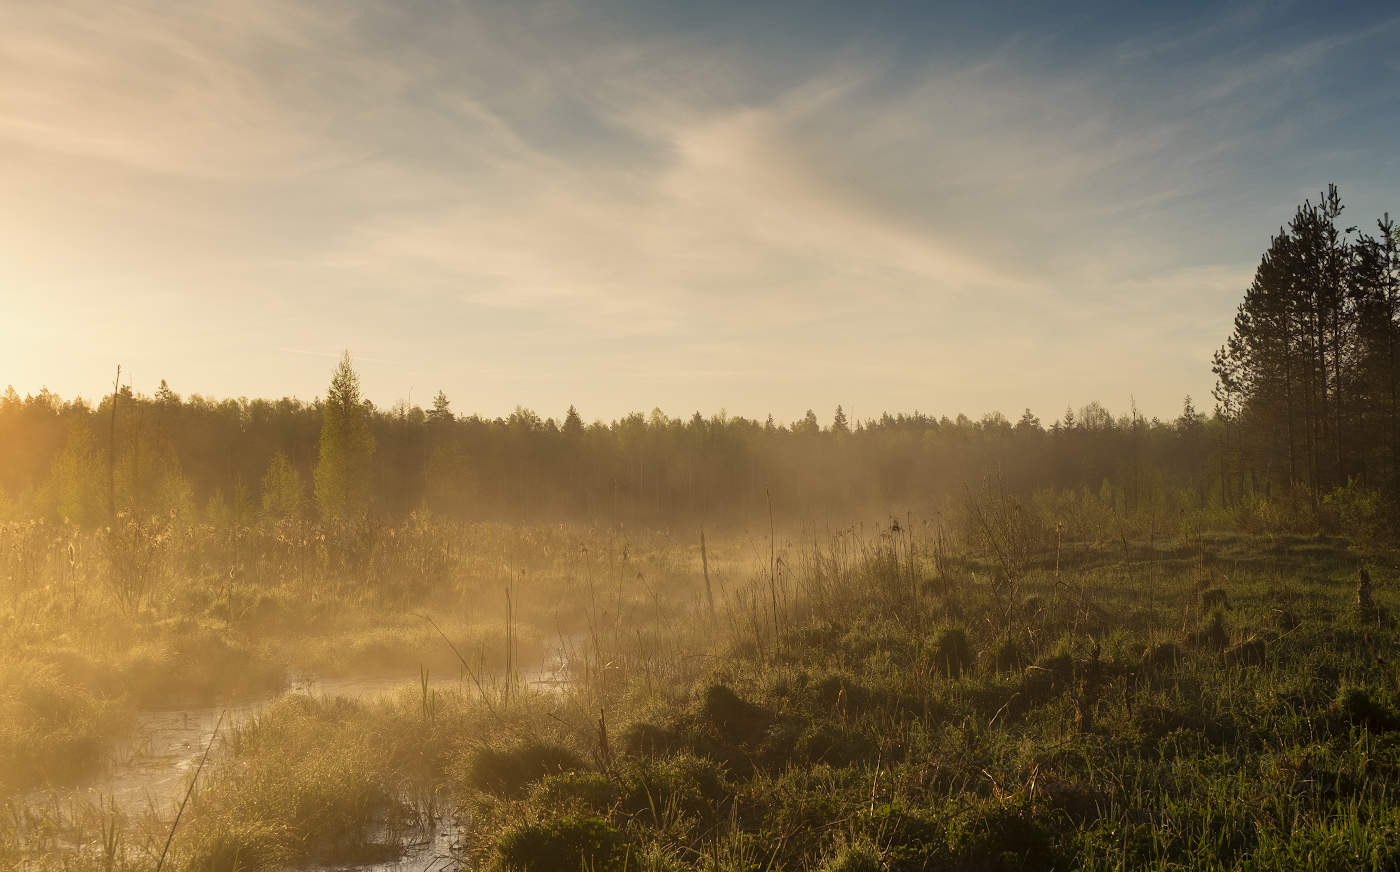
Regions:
[[6, 510, 1400, 870], [0, 519, 728, 795]]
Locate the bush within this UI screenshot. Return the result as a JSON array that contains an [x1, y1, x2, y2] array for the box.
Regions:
[[0, 660, 114, 792], [945, 799, 1061, 871], [1141, 641, 1183, 673], [178, 817, 294, 872], [1319, 480, 1389, 543], [932, 626, 974, 678], [863, 804, 945, 871], [466, 740, 587, 798], [819, 841, 882, 872], [613, 754, 728, 823], [1333, 685, 1400, 732], [697, 683, 773, 745], [620, 721, 682, 757], [495, 816, 629, 872], [988, 636, 1028, 672]]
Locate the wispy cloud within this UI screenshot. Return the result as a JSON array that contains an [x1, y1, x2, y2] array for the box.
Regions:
[[1, 0, 1396, 420]]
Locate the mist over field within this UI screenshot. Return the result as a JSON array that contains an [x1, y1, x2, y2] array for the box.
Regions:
[[3, 2, 1400, 871]]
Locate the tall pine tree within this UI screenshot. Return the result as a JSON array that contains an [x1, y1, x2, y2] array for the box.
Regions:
[[314, 352, 376, 520]]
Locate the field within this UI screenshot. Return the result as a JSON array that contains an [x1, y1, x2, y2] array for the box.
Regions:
[[4, 500, 1400, 871]]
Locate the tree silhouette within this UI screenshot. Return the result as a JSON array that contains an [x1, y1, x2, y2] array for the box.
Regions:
[[832, 405, 850, 435]]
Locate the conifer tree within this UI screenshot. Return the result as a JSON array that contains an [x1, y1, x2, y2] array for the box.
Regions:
[[314, 352, 376, 520], [563, 405, 584, 436], [428, 390, 453, 424]]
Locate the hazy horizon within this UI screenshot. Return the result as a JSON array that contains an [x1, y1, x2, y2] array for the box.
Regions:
[[4, 0, 1399, 423], [2, 358, 1208, 428]]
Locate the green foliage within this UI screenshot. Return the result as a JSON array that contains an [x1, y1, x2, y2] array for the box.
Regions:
[[1320, 480, 1390, 544], [6, 369, 1400, 540], [260, 451, 305, 520], [45, 423, 105, 525], [1215, 186, 1400, 507]]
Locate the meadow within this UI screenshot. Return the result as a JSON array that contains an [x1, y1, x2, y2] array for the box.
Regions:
[[4, 490, 1399, 871]]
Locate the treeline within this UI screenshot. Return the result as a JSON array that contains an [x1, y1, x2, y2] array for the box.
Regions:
[[4, 183, 1392, 534], [0, 365, 1219, 529], [1214, 184, 1400, 505]]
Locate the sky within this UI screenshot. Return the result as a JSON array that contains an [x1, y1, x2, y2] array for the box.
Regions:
[[2, 0, 1398, 425]]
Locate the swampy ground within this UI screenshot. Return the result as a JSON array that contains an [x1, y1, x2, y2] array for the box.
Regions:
[[5, 515, 1400, 871]]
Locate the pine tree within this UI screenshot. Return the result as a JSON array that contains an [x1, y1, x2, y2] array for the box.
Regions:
[[314, 352, 376, 520], [563, 405, 584, 436], [428, 390, 453, 424], [832, 405, 850, 435], [1213, 184, 1400, 501], [1352, 214, 1400, 486]]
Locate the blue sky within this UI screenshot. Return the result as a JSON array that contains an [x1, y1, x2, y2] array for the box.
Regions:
[[2, 0, 1397, 424]]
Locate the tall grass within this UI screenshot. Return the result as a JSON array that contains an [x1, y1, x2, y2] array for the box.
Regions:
[[5, 505, 1400, 870]]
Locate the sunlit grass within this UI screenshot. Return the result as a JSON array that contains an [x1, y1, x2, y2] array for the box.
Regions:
[[4, 507, 1399, 870]]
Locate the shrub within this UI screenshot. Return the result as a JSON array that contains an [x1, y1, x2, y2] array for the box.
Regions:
[[1319, 479, 1390, 543], [988, 636, 1028, 672], [945, 799, 1061, 871], [863, 804, 945, 871], [620, 721, 682, 758], [178, 817, 295, 872], [1333, 685, 1400, 732], [466, 740, 587, 798], [495, 816, 629, 872], [819, 841, 882, 872], [1187, 610, 1230, 651], [613, 754, 727, 824], [533, 770, 617, 813], [1141, 641, 1183, 673], [697, 683, 773, 745], [932, 626, 974, 678]]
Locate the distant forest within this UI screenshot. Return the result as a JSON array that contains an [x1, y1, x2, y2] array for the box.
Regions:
[[1, 185, 1394, 534], [0, 375, 1215, 530]]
